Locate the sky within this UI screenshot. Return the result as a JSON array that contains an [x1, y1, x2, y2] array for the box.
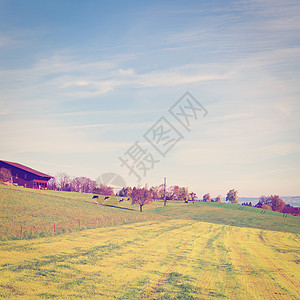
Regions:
[[0, 0, 299, 198]]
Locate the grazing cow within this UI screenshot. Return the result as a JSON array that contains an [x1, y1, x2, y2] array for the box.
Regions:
[[94, 202, 98, 205], [92, 195, 99, 199], [119, 198, 124, 202], [127, 198, 130, 201], [104, 196, 110, 200]]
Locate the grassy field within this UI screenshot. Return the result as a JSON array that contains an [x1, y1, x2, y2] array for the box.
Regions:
[[0, 184, 167, 240], [149, 202, 300, 234], [1, 184, 299, 239], [0, 220, 299, 299], [0, 184, 299, 299]]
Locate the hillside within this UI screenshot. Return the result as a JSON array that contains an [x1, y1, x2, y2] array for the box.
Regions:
[[149, 202, 300, 234], [0, 184, 299, 241], [0, 185, 299, 299], [0, 184, 166, 240]]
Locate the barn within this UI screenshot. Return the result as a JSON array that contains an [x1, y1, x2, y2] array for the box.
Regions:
[[0, 160, 53, 189]]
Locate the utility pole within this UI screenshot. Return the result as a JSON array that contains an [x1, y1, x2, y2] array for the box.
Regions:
[[164, 177, 167, 207]]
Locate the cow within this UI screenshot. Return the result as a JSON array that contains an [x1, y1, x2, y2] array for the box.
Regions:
[[104, 196, 110, 200], [119, 198, 124, 202], [92, 195, 99, 199]]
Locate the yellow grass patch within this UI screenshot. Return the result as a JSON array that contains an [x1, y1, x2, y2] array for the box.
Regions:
[[0, 220, 299, 299]]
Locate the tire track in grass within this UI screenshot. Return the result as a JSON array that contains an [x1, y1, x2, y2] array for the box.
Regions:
[[211, 226, 244, 300], [236, 229, 300, 300], [215, 226, 234, 299], [98, 220, 195, 299], [191, 224, 227, 298], [239, 229, 290, 300], [145, 240, 188, 299], [257, 231, 300, 294], [143, 222, 196, 299], [253, 247, 300, 299], [228, 229, 270, 300], [198, 225, 221, 295]]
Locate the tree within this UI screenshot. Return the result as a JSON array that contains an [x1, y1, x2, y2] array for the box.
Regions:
[[131, 187, 153, 212], [47, 178, 57, 190], [226, 189, 238, 204], [56, 173, 71, 191], [203, 193, 212, 202], [149, 186, 162, 201], [178, 187, 191, 202], [167, 186, 180, 200], [0, 168, 11, 182], [70, 177, 95, 193], [190, 192, 197, 203], [118, 186, 132, 197], [215, 195, 222, 203], [93, 184, 114, 196], [260, 195, 285, 212]]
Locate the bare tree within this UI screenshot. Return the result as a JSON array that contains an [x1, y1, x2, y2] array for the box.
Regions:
[[47, 177, 57, 190], [70, 177, 95, 193], [93, 184, 114, 196], [0, 168, 11, 182], [56, 173, 71, 191]]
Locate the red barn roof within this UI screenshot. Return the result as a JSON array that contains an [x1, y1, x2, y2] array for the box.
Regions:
[[0, 160, 53, 178]]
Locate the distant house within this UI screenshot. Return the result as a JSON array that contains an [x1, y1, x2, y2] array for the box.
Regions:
[[255, 201, 263, 208], [0, 160, 53, 189]]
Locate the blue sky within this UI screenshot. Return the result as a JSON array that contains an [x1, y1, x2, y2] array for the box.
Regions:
[[0, 0, 299, 197]]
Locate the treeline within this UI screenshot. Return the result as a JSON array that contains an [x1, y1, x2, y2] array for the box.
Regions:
[[201, 189, 239, 204], [47, 173, 114, 196], [47, 174, 197, 201], [121, 185, 196, 212], [118, 185, 195, 202]]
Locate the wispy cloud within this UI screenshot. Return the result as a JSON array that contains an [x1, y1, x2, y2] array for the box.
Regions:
[[67, 124, 112, 129]]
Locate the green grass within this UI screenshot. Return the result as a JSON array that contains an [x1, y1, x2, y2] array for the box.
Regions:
[[148, 201, 300, 234], [0, 185, 167, 240], [0, 185, 299, 298], [0, 185, 299, 241]]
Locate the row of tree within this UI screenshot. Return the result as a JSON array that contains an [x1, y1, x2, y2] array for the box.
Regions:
[[118, 185, 194, 202], [202, 189, 238, 204], [1, 167, 288, 213], [47, 173, 114, 195], [129, 185, 196, 212], [47, 176, 286, 213]]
